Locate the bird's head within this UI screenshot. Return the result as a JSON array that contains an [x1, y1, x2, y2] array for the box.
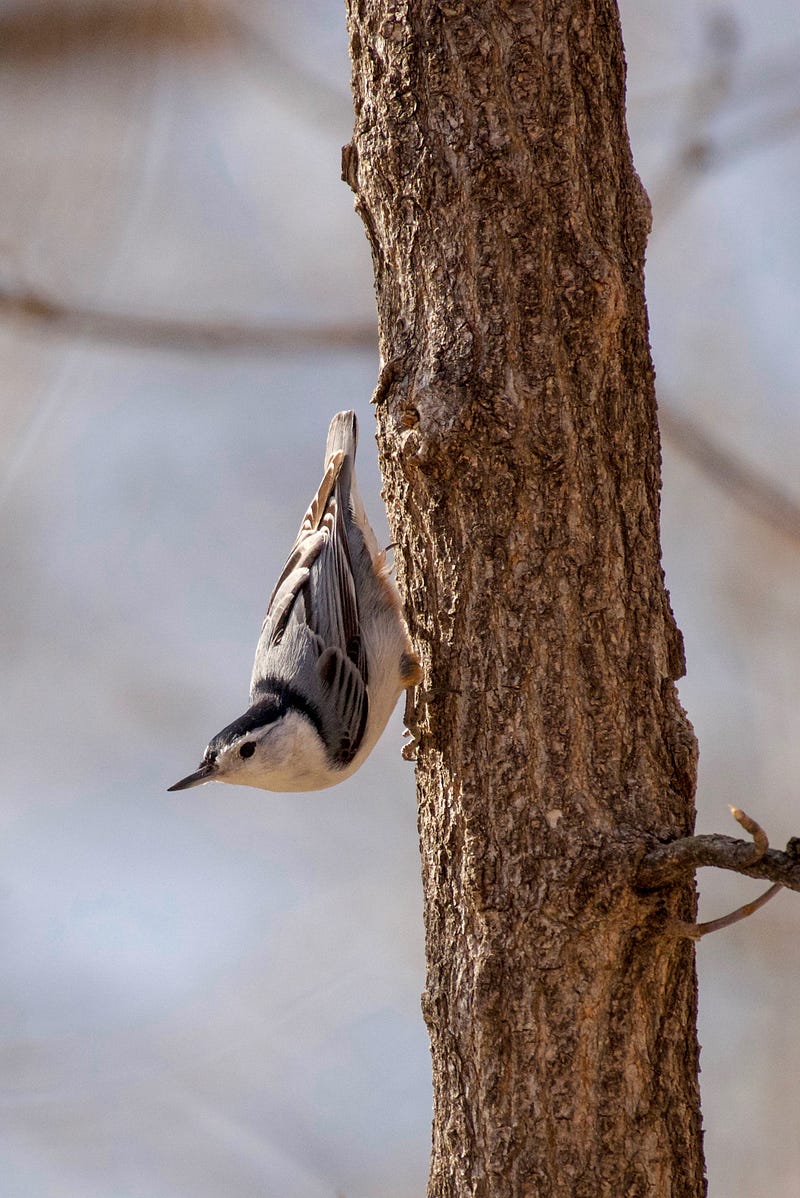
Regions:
[[168, 690, 330, 793]]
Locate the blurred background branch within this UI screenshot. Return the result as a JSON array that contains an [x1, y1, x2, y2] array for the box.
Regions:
[[0, 285, 377, 353], [0, 0, 219, 57], [658, 401, 800, 546], [4, 277, 799, 553]]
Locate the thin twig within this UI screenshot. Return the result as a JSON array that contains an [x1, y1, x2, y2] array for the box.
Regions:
[[727, 806, 768, 860], [671, 882, 783, 940]]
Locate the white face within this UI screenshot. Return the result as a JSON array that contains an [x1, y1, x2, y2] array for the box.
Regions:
[[211, 710, 335, 793], [211, 718, 287, 789]]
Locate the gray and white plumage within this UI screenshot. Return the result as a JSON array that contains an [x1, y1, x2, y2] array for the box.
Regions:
[[169, 411, 420, 793]]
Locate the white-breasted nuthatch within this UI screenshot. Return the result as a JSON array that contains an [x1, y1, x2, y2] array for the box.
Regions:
[[169, 411, 421, 793]]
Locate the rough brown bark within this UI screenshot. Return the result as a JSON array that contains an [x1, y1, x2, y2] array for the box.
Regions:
[[344, 3, 705, 1196]]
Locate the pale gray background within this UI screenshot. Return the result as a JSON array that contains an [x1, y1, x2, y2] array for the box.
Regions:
[[1, 2, 798, 1195]]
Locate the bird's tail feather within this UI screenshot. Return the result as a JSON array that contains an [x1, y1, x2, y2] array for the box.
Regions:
[[326, 408, 400, 618], [323, 412, 356, 476]]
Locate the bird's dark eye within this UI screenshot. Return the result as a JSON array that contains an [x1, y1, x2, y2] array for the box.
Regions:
[[239, 742, 256, 759]]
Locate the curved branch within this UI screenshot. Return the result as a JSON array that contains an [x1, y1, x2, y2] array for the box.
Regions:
[[636, 807, 800, 893], [672, 882, 784, 940]]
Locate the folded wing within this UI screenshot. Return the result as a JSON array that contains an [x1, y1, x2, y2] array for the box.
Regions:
[[249, 416, 368, 766]]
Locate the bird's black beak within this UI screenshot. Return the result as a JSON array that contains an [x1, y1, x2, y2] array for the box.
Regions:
[[168, 761, 216, 792]]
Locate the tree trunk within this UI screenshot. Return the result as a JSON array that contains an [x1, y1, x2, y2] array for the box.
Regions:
[[344, 3, 705, 1195]]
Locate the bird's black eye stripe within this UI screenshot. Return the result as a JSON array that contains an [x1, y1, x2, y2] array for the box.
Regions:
[[239, 742, 256, 759]]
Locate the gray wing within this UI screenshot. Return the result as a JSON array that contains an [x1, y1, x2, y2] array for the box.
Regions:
[[249, 427, 368, 765]]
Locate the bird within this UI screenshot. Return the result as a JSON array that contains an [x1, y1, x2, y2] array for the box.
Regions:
[[168, 411, 421, 793]]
